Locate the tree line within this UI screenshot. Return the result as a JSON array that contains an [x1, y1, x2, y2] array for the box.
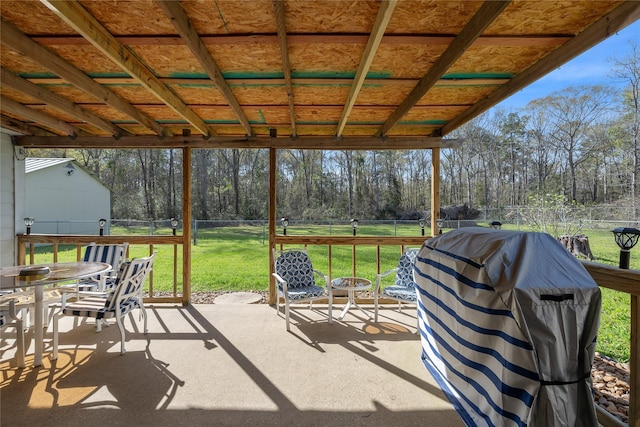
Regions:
[[28, 46, 639, 222]]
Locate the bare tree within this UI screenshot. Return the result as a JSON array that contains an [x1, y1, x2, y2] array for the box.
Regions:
[[612, 42, 640, 218]]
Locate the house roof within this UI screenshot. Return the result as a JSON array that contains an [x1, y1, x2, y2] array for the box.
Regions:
[[24, 157, 73, 173], [1, 1, 640, 150]]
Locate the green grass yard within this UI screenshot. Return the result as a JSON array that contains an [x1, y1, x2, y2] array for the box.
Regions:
[[30, 223, 637, 362]]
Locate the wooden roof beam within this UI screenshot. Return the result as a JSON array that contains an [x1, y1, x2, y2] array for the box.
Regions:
[[273, 0, 297, 138], [157, 0, 252, 137], [0, 18, 167, 137], [14, 135, 461, 151], [1, 68, 126, 138], [442, 1, 640, 135], [1, 95, 82, 137], [41, 0, 211, 137], [377, 0, 510, 137], [31, 34, 571, 48], [336, 0, 396, 137], [1, 115, 56, 136]]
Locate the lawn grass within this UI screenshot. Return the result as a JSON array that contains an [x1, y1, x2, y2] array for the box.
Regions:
[[30, 222, 637, 362]]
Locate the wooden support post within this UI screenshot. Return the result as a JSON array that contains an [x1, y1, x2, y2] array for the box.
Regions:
[[182, 147, 192, 306], [631, 294, 639, 427], [268, 148, 277, 305], [431, 147, 440, 236]]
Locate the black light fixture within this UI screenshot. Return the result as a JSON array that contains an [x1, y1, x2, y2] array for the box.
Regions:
[[171, 218, 179, 236], [350, 218, 358, 236], [436, 218, 444, 235], [24, 217, 34, 235], [418, 217, 426, 236], [490, 221, 502, 229], [99, 218, 107, 236], [281, 217, 289, 235], [612, 227, 640, 269]]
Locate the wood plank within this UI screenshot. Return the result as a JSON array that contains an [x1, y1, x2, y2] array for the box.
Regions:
[[0, 115, 55, 136], [30, 33, 570, 47], [0, 18, 167, 136], [272, 236, 428, 246], [25, 76, 510, 87], [582, 261, 640, 295], [441, 1, 640, 135], [273, 0, 297, 137], [0, 95, 80, 136], [157, 1, 251, 136], [336, 0, 396, 137], [41, 1, 211, 136], [378, 0, 510, 136], [14, 135, 459, 150], [1, 67, 125, 137], [269, 148, 277, 304]]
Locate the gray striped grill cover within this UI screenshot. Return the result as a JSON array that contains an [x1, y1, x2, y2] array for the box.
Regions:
[[414, 228, 601, 427]]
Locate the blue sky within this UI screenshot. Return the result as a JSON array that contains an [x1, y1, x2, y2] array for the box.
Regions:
[[495, 19, 640, 111]]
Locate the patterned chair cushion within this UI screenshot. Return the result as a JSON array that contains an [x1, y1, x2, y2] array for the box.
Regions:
[[383, 285, 417, 301], [395, 249, 418, 288], [380, 249, 418, 302], [274, 250, 326, 299], [275, 250, 316, 290]]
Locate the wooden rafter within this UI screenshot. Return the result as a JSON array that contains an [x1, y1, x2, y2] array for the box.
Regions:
[[0, 18, 167, 137], [23, 76, 511, 88], [377, 0, 511, 137], [14, 135, 461, 151], [273, 0, 296, 137], [30, 34, 571, 48], [1, 95, 81, 137], [41, 0, 212, 137], [442, 0, 640, 135], [336, 0, 396, 137], [157, 0, 251, 137], [1, 68, 126, 137], [0, 115, 56, 136]]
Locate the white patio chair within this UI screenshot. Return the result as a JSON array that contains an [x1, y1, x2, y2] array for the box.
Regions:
[[272, 248, 332, 331], [1, 288, 63, 367], [0, 297, 28, 368], [52, 252, 155, 357], [77, 242, 129, 293], [374, 248, 420, 323]]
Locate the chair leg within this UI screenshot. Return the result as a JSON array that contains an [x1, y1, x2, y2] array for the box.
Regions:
[[15, 317, 26, 368], [52, 313, 58, 361], [284, 299, 290, 331], [140, 302, 148, 334], [328, 292, 333, 324], [374, 294, 379, 322], [115, 315, 126, 355]]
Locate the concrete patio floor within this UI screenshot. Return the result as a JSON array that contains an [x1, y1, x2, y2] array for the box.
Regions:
[[1, 301, 463, 426]]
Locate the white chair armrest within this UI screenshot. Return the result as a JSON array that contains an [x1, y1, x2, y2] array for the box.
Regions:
[[272, 272, 288, 293], [375, 267, 398, 292]]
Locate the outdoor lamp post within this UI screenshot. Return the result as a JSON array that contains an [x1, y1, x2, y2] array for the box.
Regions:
[[612, 227, 640, 269], [281, 217, 289, 236], [24, 217, 34, 235], [419, 218, 426, 236], [490, 221, 502, 229], [171, 218, 179, 236], [436, 219, 443, 235], [350, 218, 358, 236], [99, 218, 107, 236]]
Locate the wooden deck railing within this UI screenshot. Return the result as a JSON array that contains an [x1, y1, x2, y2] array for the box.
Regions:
[[16, 234, 184, 304], [15, 233, 640, 426]]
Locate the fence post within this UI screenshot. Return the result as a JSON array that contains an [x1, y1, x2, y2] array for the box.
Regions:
[[193, 219, 198, 245]]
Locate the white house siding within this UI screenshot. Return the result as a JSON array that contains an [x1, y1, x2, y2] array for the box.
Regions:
[[25, 159, 110, 235], [0, 133, 25, 267]]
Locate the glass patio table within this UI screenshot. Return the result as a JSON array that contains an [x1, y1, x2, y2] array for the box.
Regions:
[[0, 261, 111, 366], [330, 277, 372, 321]]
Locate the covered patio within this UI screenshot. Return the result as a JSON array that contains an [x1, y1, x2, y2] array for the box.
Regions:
[[2, 1, 640, 426], [2, 302, 463, 426]]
